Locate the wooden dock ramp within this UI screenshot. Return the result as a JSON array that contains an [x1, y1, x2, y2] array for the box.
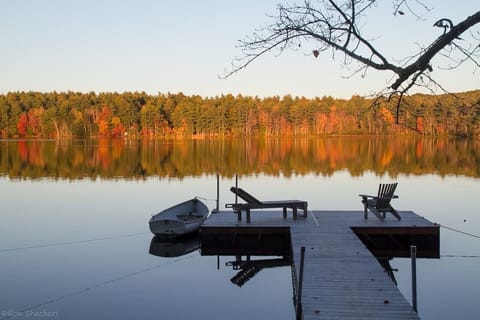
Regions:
[[200, 210, 439, 319]]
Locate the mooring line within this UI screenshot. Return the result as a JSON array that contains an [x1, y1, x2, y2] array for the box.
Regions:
[[0, 231, 150, 253], [196, 196, 217, 203], [441, 254, 480, 258], [439, 224, 480, 240], [0, 253, 198, 320], [309, 210, 320, 227]]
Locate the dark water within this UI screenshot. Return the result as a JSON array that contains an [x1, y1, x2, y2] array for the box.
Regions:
[[1, 138, 480, 319]]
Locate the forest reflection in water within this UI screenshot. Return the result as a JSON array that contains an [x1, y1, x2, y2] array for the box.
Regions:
[[1, 136, 479, 180]]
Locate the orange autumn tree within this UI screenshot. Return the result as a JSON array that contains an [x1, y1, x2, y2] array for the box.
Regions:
[[96, 105, 111, 137], [416, 117, 425, 134], [27, 107, 44, 137], [17, 113, 28, 137], [111, 116, 125, 138], [379, 107, 395, 133]]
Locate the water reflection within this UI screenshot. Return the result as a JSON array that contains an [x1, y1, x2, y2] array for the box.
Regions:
[[1, 137, 479, 179], [378, 257, 399, 286], [148, 233, 293, 289], [149, 234, 295, 302], [226, 256, 292, 287], [149, 235, 200, 258]]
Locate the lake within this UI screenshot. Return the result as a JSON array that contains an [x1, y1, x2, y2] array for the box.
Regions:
[[1, 137, 479, 319]]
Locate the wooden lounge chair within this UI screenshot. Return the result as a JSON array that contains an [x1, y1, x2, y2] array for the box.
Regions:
[[359, 183, 401, 221], [225, 187, 308, 223]]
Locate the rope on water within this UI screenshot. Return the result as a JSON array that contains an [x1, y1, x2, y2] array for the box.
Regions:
[[435, 224, 480, 259], [0, 231, 149, 253], [439, 224, 480, 240], [441, 254, 480, 258], [0, 253, 198, 320]]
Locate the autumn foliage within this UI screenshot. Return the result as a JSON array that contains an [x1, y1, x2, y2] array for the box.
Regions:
[[0, 90, 479, 139]]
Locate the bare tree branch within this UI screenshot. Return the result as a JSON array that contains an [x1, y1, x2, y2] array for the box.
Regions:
[[223, 1, 480, 122], [391, 10, 480, 90], [393, 0, 431, 19]]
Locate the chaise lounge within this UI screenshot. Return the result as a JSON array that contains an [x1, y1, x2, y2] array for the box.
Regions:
[[225, 186, 308, 223]]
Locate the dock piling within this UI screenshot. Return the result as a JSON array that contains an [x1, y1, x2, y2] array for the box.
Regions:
[[411, 245, 418, 313], [296, 246, 306, 320]]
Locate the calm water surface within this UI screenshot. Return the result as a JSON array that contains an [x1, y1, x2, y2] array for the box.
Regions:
[[1, 138, 479, 319], [0, 178, 294, 320]]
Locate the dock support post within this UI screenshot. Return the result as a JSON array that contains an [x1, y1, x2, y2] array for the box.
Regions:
[[411, 245, 418, 313], [235, 174, 240, 221], [215, 173, 220, 213], [296, 246, 306, 320], [235, 174, 238, 205]]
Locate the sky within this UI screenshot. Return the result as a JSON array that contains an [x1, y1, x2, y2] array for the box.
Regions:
[[0, 0, 478, 99]]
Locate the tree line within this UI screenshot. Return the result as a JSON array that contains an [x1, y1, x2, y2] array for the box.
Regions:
[[1, 90, 479, 139]]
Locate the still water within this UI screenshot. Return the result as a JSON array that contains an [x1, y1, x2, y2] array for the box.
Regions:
[[1, 138, 480, 319], [0, 178, 294, 320]]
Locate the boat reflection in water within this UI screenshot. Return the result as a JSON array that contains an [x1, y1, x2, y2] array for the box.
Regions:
[[149, 234, 200, 258]]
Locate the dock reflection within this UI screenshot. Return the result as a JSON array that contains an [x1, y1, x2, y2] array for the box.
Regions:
[[200, 229, 294, 288], [226, 256, 292, 287]]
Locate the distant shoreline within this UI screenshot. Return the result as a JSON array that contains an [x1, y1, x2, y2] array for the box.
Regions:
[[1, 90, 479, 139]]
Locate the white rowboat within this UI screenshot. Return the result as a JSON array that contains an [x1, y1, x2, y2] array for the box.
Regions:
[[149, 198, 209, 237]]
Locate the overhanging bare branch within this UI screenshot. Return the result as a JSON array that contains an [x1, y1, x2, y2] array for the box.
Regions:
[[223, 1, 480, 120], [391, 10, 480, 90]]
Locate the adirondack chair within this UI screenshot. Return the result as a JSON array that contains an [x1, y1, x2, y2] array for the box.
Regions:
[[226, 187, 308, 223], [359, 183, 401, 221]]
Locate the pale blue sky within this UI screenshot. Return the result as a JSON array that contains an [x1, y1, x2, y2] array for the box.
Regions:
[[0, 0, 478, 98]]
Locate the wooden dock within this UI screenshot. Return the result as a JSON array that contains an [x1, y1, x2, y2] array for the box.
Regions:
[[200, 210, 439, 319]]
